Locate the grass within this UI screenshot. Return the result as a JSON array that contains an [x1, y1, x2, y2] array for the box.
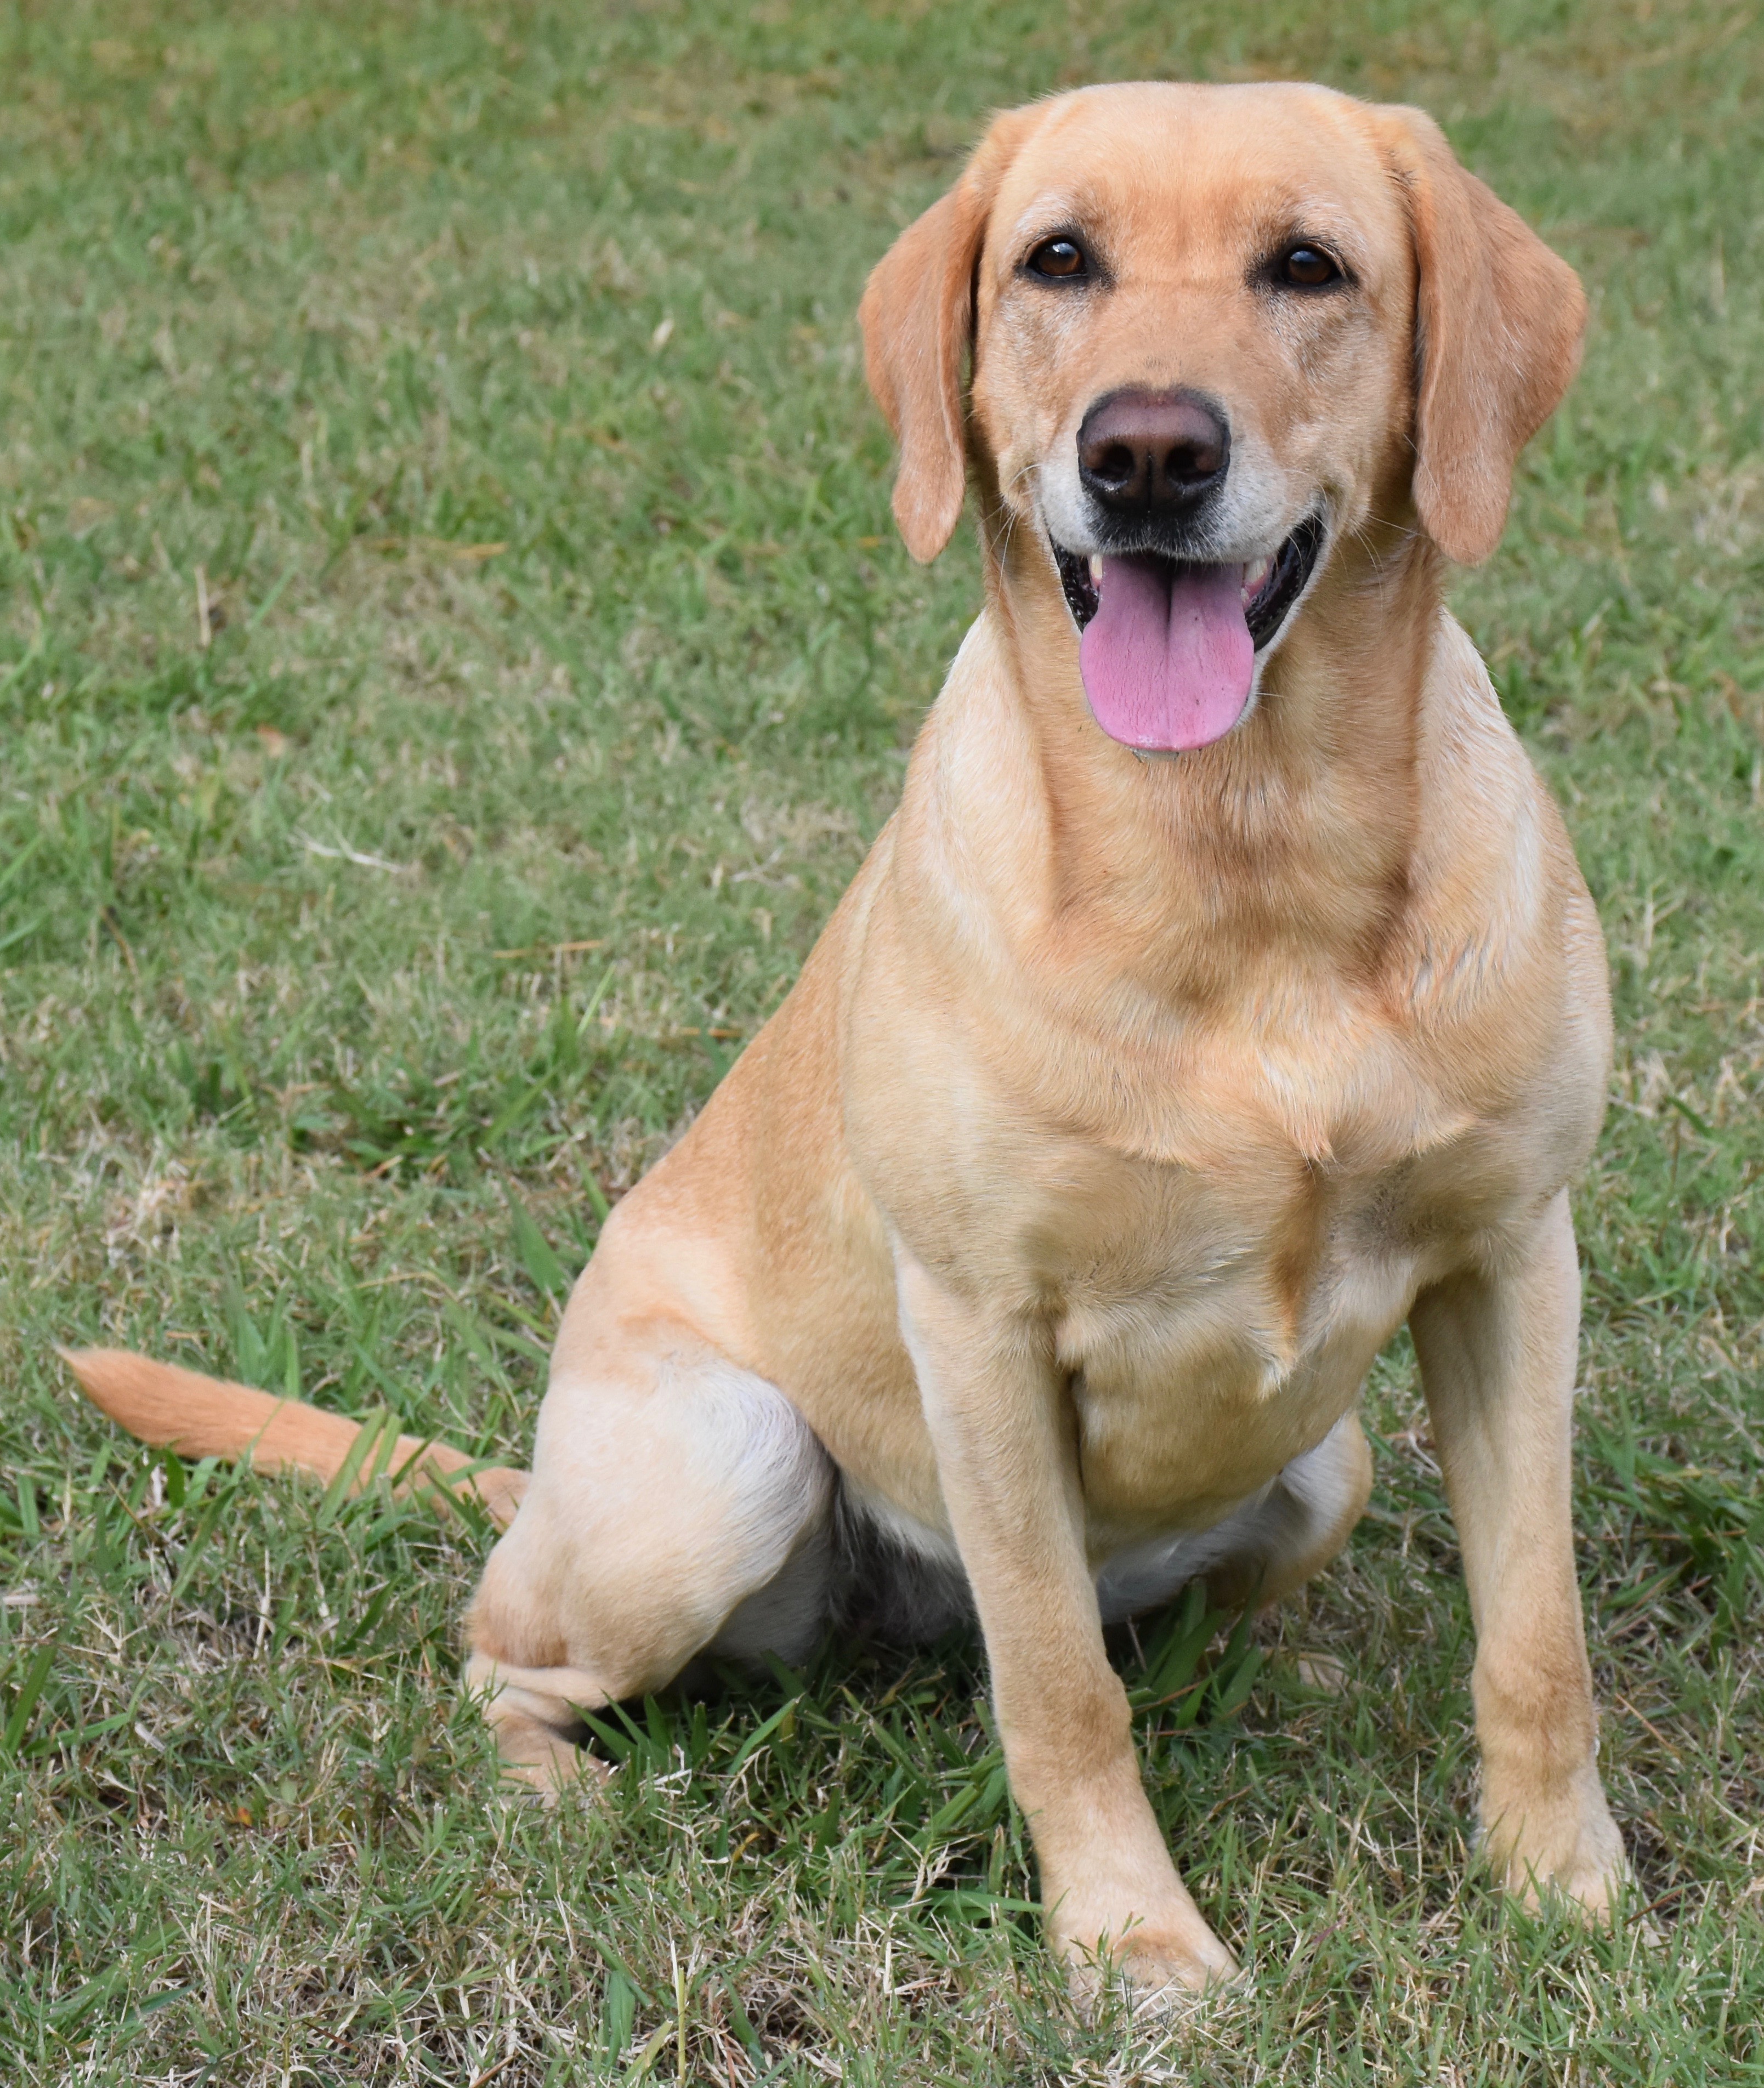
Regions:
[[1, 0, 1761, 2078]]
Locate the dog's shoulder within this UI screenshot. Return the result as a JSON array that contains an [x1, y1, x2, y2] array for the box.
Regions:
[[1405, 608, 1594, 968], [1383, 608, 1609, 1143]]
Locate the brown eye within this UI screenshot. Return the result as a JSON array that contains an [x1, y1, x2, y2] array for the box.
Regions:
[[1028, 237, 1087, 280], [1280, 245, 1341, 288]]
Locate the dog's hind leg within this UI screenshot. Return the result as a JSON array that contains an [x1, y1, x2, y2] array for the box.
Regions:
[[464, 1332, 836, 1793], [1197, 1410, 1375, 1612], [1093, 1410, 1374, 1626]]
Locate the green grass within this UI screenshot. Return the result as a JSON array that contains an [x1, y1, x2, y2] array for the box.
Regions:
[[1, 0, 1761, 2078]]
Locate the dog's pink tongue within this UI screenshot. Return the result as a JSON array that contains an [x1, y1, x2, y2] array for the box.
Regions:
[[1079, 555, 1253, 752]]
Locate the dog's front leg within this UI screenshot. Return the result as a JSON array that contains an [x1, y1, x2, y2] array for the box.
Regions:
[[1410, 1189, 1629, 1916], [896, 1251, 1237, 1999]]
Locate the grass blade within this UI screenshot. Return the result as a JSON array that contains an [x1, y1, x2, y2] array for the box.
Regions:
[[508, 1197, 571, 1302], [2, 1642, 56, 1755], [316, 1406, 393, 1524]]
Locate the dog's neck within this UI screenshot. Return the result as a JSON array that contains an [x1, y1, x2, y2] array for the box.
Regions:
[[916, 499, 1447, 1003]]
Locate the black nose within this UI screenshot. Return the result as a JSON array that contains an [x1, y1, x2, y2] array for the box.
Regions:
[[1077, 389, 1230, 515]]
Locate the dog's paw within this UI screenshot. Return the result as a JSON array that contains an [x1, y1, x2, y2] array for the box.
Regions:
[[1483, 1772, 1630, 1922], [498, 1741, 614, 1806], [485, 1703, 614, 1806], [1056, 1908, 1239, 2012]]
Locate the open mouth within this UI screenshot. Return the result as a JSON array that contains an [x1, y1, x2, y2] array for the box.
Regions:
[[1050, 515, 1325, 752]]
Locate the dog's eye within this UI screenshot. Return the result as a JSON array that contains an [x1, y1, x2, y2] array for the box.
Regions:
[[1279, 245, 1341, 288], [1027, 237, 1088, 280]]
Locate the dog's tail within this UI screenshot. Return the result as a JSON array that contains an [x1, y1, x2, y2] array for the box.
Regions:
[[61, 1347, 529, 1530]]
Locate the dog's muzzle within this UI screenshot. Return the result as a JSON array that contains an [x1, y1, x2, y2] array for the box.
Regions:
[[1045, 514, 1326, 754]]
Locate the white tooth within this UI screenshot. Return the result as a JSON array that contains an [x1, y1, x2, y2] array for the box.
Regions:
[[1088, 555, 1103, 585], [1241, 556, 1272, 603]]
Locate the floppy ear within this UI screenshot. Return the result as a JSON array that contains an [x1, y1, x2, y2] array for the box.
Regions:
[[859, 108, 1041, 563], [1383, 108, 1586, 566]]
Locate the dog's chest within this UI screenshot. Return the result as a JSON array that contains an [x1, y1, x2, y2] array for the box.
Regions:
[[1041, 1091, 1476, 1531]]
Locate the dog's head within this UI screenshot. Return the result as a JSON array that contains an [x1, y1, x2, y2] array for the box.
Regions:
[[860, 83, 1585, 753]]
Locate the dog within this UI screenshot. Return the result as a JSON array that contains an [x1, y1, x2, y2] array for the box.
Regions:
[[69, 79, 1630, 2000]]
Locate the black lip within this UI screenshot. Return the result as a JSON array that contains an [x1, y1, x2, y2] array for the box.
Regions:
[[1051, 514, 1325, 650]]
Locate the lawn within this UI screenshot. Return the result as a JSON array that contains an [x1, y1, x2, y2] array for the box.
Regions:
[[1, 0, 1761, 2079]]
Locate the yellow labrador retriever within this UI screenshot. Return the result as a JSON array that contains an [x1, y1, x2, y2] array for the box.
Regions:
[[70, 80, 1629, 1999]]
